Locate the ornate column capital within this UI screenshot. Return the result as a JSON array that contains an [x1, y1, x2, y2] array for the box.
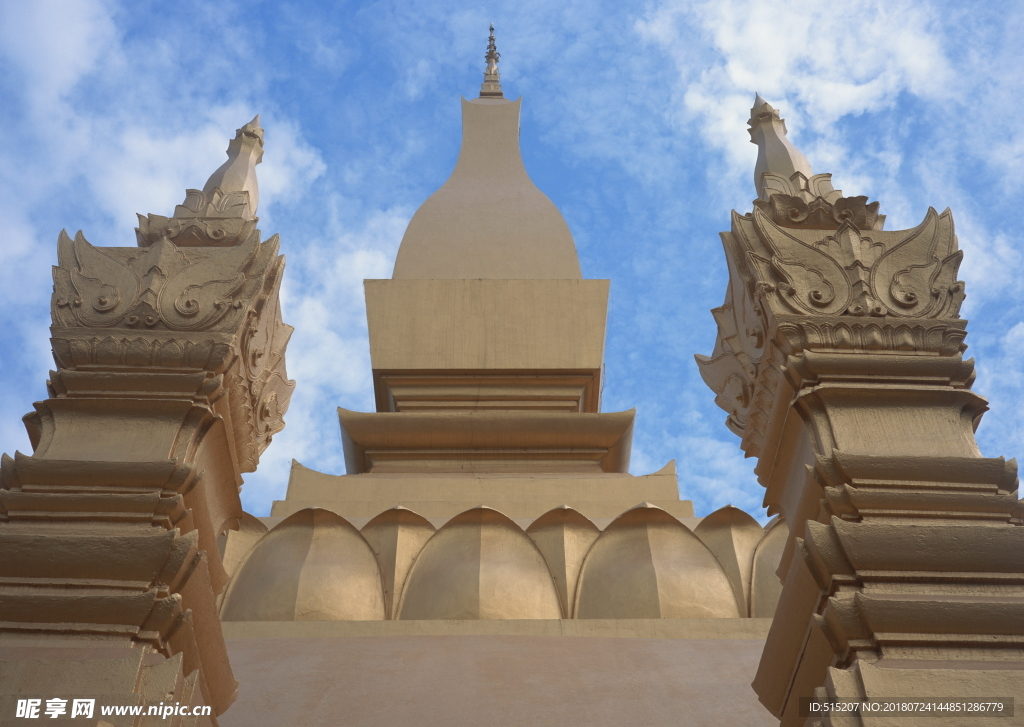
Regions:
[[697, 164, 965, 460], [48, 221, 293, 473]]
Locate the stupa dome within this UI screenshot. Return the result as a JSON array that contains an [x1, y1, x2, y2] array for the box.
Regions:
[[391, 30, 581, 279]]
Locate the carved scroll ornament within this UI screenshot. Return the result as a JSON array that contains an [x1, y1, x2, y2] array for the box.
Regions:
[[747, 206, 963, 319], [754, 171, 884, 231], [53, 227, 270, 331], [697, 206, 966, 453]]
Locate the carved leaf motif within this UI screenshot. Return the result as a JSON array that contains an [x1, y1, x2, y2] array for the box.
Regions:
[[759, 173, 796, 199], [890, 260, 939, 310], [127, 238, 189, 304], [807, 173, 839, 202], [157, 230, 259, 330], [255, 370, 294, 439], [212, 190, 250, 214], [870, 208, 946, 316], [766, 195, 810, 225], [817, 223, 884, 270], [52, 235, 77, 327], [243, 255, 285, 380], [60, 230, 141, 326], [695, 351, 750, 436], [754, 193, 881, 231], [243, 310, 271, 380], [924, 209, 965, 319], [720, 251, 765, 368], [753, 209, 851, 315], [931, 251, 965, 319]]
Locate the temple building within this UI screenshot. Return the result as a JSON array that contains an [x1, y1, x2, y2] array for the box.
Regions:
[[1, 28, 1021, 727]]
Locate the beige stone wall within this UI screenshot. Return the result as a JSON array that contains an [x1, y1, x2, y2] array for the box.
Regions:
[[221, 628, 776, 727]]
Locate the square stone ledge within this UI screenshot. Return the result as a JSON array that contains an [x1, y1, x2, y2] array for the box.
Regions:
[[338, 408, 635, 474]]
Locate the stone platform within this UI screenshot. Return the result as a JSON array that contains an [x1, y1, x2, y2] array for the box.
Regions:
[[221, 619, 774, 727]]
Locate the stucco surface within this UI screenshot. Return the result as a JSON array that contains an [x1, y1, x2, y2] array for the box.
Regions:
[[221, 634, 774, 726]]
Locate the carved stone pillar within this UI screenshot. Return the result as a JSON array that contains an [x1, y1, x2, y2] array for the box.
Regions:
[[698, 98, 1024, 726], [0, 117, 293, 724]]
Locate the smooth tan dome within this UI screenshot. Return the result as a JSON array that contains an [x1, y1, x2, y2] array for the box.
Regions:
[[574, 503, 740, 619], [391, 97, 582, 279], [220, 508, 385, 621], [750, 516, 788, 618], [526, 506, 600, 618], [694, 505, 766, 617], [397, 506, 562, 620], [361, 507, 436, 619]]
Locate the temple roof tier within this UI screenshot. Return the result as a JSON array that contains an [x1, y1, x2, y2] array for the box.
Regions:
[[338, 408, 635, 474]]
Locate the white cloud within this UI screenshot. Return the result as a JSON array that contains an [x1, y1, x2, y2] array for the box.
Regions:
[[258, 119, 328, 210], [676, 434, 765, 518], [0, 0, 119, 107], [638, 0, 953, 195]]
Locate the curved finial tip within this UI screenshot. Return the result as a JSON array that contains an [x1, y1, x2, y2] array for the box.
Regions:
[[747, 96, 814, 198], [239, 115, 264, 146]]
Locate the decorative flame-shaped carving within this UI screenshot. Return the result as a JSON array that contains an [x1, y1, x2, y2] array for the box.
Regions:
[[55, 231, 141, 326]]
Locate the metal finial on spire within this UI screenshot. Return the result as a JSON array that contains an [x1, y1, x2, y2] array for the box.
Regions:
[[480, 24, 503, 99]]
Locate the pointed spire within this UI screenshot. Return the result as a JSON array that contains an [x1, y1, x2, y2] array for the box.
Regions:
[[744, 95, 885, 231], [191, 114, 265, 218], [747, 94, 812, 200], [479, 24, 504, 99]]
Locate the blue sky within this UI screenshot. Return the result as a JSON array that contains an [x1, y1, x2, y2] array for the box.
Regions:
[[1, 0, 1022, 519]]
